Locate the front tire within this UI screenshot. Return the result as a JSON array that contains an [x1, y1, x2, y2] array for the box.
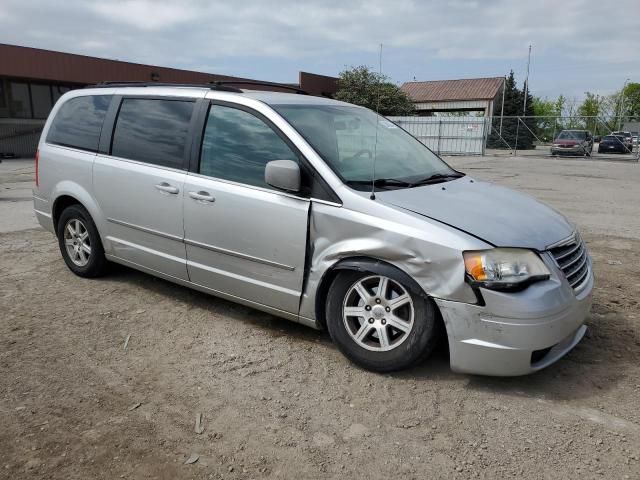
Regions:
[[57, 204, 108, 278], [326, 271, 438, 372]]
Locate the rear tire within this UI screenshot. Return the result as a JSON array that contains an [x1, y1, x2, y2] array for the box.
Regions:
[[57, 204, 108, 278], [326, 270, 438, 372]]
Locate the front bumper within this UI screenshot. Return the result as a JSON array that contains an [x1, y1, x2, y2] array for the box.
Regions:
[[435, 256, 593, 376], [551, 146, 587, 155]]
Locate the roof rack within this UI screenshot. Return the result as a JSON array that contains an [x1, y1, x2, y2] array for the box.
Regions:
[[88, 80, 309, 95], [211, 80, 308, 95], [88, 81, 244, 93]]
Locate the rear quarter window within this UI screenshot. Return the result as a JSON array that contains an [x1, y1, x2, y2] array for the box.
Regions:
[[46, 95, 111, 152], [110, 98, 194, 169]]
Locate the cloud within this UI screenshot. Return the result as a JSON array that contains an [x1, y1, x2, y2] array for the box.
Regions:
[[0, 0, 638, 97], [88, 0, 198, 31]]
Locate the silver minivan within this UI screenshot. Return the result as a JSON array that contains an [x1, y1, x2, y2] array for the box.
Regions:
[[33, 83, 593, 376]]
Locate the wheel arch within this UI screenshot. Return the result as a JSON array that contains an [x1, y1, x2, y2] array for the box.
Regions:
[[314, 256, 437, 330], [50, 182, 105, 240], [52, 195, 82, 232]]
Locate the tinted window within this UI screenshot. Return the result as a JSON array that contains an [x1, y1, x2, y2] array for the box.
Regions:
[[9, 82, 31, 118], [200, 105, 297, 188], [0, 81, 6, 109], [52, 86, 71, 104], [31, 84, 53, 119], [0, 81, 7, 118], [111, 99, 193, 169], [47, 95, 111, 152]]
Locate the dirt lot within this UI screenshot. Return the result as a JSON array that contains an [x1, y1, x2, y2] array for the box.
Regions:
[[1, 156, 639, 479]]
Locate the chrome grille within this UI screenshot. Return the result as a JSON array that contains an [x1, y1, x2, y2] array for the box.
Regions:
[[549, 233, 589, 291]]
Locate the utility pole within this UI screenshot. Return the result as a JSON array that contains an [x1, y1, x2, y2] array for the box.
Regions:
[[499, 75, 506, 136], [618, 78, 630, 131], [514, 44, 532, 154], [522, 44, 532, 114]]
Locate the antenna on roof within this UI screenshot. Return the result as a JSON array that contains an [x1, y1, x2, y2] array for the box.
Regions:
[[370, 43, 383, 201]]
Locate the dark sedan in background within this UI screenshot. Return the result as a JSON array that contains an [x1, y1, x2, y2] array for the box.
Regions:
[[610, 131, 634, 150], [598, 135, 631, 153]]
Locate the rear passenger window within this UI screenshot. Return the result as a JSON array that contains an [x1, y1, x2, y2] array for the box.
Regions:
[[47, 95, 110, 152], [200, 104, 298, 188], [111, 98, 194, 169]]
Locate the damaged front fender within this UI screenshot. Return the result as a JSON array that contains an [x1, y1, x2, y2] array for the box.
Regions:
[[298, 200, 490, 327]]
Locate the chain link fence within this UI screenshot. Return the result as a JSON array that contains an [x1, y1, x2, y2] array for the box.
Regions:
[[390, 115, 639, 161], [485, 115, 639, 160]]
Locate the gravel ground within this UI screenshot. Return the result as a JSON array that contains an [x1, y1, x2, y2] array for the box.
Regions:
[[1, 156, 639, 479]]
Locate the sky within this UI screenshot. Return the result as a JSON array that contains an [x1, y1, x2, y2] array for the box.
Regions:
[[1, 0, 638, 101]]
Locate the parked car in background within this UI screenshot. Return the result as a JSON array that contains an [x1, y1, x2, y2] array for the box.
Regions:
[[551, 130, 593, 156], [611, 131, 633, 150], [593, 135, 602, 143], [33, 84, 593, 376], [632, 134, 638, 146], [598, 135, 631, 153]]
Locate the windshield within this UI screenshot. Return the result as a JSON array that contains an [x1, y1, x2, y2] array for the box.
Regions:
[[557, 131, 585, 140], [272, 104, 458, 190]]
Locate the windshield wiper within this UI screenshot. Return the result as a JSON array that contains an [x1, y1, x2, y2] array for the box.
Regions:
[[409, 172, 465, 186], [345, 178, 414, 189]]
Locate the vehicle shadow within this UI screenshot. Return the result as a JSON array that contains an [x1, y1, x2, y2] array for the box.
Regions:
[[105, 264, 631, 402], [104, 263, 331, 346]]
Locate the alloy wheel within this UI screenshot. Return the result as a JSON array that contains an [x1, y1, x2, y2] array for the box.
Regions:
[[63, 218, 91, 267], [342, 275, 415, 352]]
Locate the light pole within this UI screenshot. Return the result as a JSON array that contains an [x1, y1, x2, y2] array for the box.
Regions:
[[499, 75, 506, 137], [618, 78, 630, 131]]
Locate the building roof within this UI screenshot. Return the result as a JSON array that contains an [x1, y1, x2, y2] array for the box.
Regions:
[[0, 43, 338, 96], [0, 43, 246, 85], [401, 77, 503, 103]]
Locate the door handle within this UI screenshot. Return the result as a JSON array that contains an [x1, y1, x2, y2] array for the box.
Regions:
[[155, 182, 179, 194], [188, 191, 216, 203]]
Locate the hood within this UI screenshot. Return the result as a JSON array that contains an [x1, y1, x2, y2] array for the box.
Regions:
[[376, 177, 574, 250]]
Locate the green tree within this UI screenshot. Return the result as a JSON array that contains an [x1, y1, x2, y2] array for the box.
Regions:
[[532, 96, 562, 142], [486, 70, 537, 149], [532, 96, 559, 117], [598, 91, 624, 132], [621, 82, 640, 120], [555, 95, 566, 118], [334, 66, 415, 116], [577, 92, 601, 134]]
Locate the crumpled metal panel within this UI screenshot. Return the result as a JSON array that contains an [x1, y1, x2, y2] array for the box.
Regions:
[[298, 199, 491, 325], [376, 178, 574, 251]]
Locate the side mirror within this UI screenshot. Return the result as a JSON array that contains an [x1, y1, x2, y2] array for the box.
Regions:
[[265, 160, 301, 192]]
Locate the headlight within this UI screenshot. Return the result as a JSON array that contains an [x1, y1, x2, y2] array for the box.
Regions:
[[552, 143, 561, 147], [463, 248, 550, 291]]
